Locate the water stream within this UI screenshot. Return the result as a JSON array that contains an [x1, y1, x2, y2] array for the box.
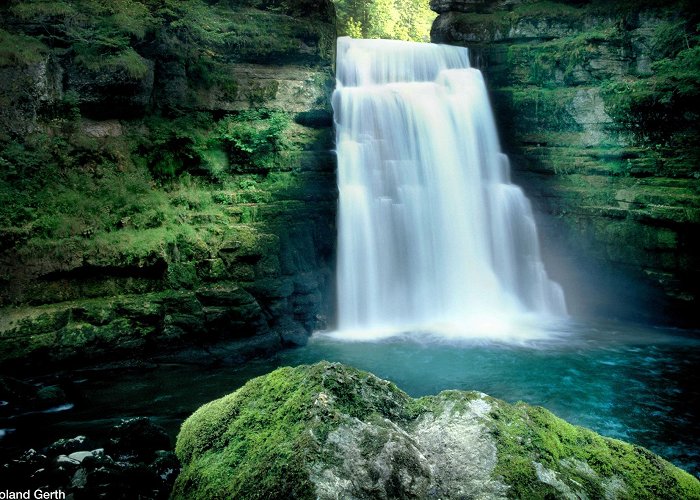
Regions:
[[1, 321, 697, 477]]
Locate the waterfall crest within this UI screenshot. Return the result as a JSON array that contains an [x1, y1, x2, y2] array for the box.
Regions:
[[333, 37, 566, 338]]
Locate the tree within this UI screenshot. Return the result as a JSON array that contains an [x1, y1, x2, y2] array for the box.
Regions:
[[332, 0, 436, 42]]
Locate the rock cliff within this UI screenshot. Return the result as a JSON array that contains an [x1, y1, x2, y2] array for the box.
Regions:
[[0, 0, 337, 370], [431, 0, 699, 324], [173, 362, 700, 499]]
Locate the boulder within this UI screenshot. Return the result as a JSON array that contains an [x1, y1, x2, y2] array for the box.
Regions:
[[173, 362, 700, 499]]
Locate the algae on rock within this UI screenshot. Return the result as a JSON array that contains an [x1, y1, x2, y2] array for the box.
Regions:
[[173, 362, 700, 499]]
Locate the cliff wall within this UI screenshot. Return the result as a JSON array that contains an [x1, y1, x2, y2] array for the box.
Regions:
[[431, 0, 699, 323], [0, 0, 337, 370]]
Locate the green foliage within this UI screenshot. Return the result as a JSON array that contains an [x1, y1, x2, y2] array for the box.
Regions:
[[75, 46, 150, 79], [0, 120, 230, 273], [140, 109, 292, 179], [218, 110, 292, 173], [142, 113, 215, 179], [332, 0, 436, 42], [345, 17, 363, 38], [511, 0, 583, 18], [602, 45, 700, 145], [154, 0, 334, 89], [0, 29, 48, 66], [174, 365, 319, 499], [508, 27, 621, 87], [9, 0, 155, 77], [174, 363, 700, 499], [224, 8, 330, 62], [156, 0, 229, 72], [174, 362, 417, 499], [650, 20, 690, 61]]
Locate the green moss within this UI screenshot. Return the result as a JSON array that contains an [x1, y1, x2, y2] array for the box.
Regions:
[[174, 362, 420, 499], [0, 290, 208, 365], [174, 363, 700, 499], [496, 87, 581, 133], [0, 104, 329, 308], [512, 1, 584, 18], [174, 366, 318, 499], [0, 29, 48, 66], [489, 401, 699, 499], [75, 47, 150, 79], [507, 27, 622, 87], [650, 20, 690, 61], [601, 66, 699, 146], [9, 0, 155, 76], [218, 110, 294, 174], [599, 19, 699, 147], [160, 2, 333, 71]]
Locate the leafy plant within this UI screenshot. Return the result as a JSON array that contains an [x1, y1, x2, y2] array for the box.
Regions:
[[332, 0, 436, 42], [218, 110, 292, 173], [142, 114, 214, 179], [602, 45, 700, 145]]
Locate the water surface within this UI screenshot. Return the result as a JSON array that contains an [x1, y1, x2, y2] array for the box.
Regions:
[[1, 319, 698, 478]]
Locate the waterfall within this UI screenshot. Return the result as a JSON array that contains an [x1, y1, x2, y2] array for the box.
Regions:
[[332, 37, 566, 339]]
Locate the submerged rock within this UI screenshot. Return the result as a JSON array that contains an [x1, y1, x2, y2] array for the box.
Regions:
[[174, 362, 700, 499], [0, 376, 68, 415]]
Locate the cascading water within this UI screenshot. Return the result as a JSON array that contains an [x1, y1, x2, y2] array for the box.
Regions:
[[332, 37, 566, 339]]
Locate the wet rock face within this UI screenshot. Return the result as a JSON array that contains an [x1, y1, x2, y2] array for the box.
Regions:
[[430, 0, 525, 15], [173, 362, 700, 499], [0, 57, 63, 136], [431, 1, 700, 324], [0, 0, 337, 370]]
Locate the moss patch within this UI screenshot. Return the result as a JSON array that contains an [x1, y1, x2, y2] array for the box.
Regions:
[[490, 401, 700, 499], [0, 29, 48, 67], [174, 362, 417, 499]]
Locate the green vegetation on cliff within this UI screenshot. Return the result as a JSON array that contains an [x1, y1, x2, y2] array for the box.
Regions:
[[9, 0, 154, 77], [174, 362, 700, 499], [0, 0, 337, 368], [431, 0, 700, 323], [0, 28, 48, 66], [602, 44, 700, 146]]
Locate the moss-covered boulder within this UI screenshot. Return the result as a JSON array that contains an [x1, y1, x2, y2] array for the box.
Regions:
[[173, 362, 699, 499]]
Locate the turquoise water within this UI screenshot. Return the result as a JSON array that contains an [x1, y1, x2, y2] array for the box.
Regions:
[[1, 319, 698, 478], [283, 319, 700, 477]]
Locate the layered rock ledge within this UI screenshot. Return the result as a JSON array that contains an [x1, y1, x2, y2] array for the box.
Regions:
[[0, 0, 337, 371]]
